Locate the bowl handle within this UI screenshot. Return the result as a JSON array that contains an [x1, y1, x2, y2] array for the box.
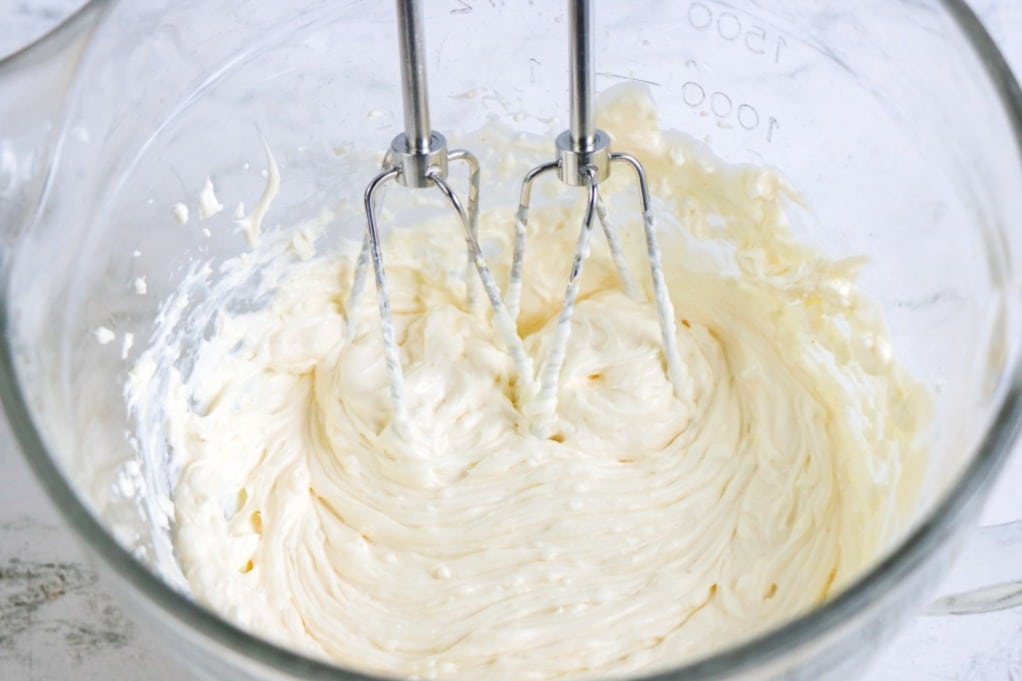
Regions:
[[0, 1, 108, 250], [924, 520, 1022, 615]]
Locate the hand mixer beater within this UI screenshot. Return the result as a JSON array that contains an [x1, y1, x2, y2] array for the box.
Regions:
[[511, 0, 686, 425], [350, 0, 684, 434], [348, 0, 533, 430]]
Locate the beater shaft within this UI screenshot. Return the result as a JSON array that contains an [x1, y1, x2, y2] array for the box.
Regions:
[[511, 0, 685, 429], [396, 0, 431, 154], [568, 0, 596, 152], [349, 0, 534, 431]]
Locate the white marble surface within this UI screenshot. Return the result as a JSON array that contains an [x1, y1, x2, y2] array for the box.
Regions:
[[1, 1, 1021, 680]]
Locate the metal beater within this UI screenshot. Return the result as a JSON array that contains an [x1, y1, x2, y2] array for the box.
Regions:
[[509, 0, 685, 423], [348, 0, 533, 429]]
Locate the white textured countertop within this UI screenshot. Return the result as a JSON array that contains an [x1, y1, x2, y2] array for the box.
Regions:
[[1, 2, 1021, 680]]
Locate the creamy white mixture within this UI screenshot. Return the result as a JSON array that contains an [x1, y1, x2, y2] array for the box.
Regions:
[[128, 91, 927, 679]]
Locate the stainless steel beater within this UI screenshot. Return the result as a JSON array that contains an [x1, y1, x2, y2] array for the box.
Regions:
[[509, 0, 685, 422], [348, 0, 533, 429]]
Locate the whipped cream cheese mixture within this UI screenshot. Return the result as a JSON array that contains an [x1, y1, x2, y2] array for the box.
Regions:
[[126, 90, 928, 679]]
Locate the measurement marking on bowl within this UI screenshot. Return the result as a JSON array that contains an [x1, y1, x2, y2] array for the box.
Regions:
[[681, 79, 780, 143], [686, 1, 787, 65]]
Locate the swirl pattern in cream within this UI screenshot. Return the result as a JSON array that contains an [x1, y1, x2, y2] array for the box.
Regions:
[[131, 91, 927, 680]]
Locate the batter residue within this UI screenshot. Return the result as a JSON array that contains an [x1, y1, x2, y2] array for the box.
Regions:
[[129, 90, 927, 679]]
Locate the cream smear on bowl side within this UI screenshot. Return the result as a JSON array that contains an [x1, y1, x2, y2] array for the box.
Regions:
[[123, 87, 929, 680]]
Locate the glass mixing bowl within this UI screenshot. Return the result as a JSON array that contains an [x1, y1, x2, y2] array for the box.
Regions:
[[1, 0, 1022, 679]]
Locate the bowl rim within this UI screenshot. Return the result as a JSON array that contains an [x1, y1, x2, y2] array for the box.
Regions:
[[3, 1, 1022, 679]]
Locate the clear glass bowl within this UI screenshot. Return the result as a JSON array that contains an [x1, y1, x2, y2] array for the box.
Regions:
[[1, 1, 1021, 679]]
